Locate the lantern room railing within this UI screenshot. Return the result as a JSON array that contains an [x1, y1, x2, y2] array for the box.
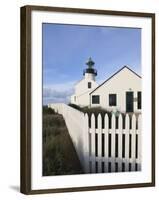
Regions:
[[83, 68, 97, 76]]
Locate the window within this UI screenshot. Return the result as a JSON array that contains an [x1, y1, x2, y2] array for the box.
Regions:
[[88, 82, 91, 88], [109, 94, 117, 106], [137, 91, 141, 109], [74, 96, 76, 102], [92, 95, 100, 104]]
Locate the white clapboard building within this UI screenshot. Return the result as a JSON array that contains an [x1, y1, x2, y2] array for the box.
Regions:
[[71, 58, 141, 113]]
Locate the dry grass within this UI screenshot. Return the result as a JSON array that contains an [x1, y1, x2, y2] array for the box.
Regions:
[[43, 106, 83, 176]]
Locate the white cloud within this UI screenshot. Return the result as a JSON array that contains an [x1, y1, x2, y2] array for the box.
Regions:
[[43, 81, 76, 105]]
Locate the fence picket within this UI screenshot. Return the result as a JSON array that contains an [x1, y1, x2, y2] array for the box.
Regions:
[[91, 114, 96, 173], [111, 114, 116, 172], [104, 114, 109, 173], [118, 114, 123, 172], [131, 114, 136, 171], [97, 114, 102, 173], [125, 114, 130, 171]]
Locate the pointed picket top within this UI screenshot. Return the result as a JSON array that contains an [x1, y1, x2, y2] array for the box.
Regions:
[[118, 113, 123, 129], [84, 113, 89, 129], [91, 113, 96, 129], [97, 113, 102, 120], [118, 113, 122, 119], [111, 113, 116, 119], [132, 114, 136, 129], [112, 113, 116, 129], [138, 114, 141, 130], [104, 113, 109, 120], [132, 113, 136, 120], [97, 113, 102, 129], [125, 114, 130, 129], [84, 113, 89, 121], [104, 113, 109, 129]]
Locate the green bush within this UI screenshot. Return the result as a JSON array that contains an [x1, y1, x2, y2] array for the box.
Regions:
[[43, 114, 65, 127], [68, 104, 111, 116], [68, 103, 82, 111], [43, 106, 55, 115]]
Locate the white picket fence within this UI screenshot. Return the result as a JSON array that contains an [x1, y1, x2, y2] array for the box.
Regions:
[[84, 113, 141, 173], [48, 103, 141, 174]]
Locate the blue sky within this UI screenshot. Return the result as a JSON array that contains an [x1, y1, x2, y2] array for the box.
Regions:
[[43, 23, 141, 105]]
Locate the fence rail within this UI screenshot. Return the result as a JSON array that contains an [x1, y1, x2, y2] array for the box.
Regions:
[[48, 103, 141, 174]]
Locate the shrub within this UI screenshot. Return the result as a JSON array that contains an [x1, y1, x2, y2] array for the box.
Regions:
[[43, 114, 65, 127], [82, 107, 110, 116], [68, 103, 82, 111], [43, 105, 55, 115]]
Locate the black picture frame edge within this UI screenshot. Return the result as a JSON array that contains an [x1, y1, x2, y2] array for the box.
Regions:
[[20, 5, 155, 195], [20, 6, 32, 194], [22, 5, 156, 17], [151, 11, 155, 188]]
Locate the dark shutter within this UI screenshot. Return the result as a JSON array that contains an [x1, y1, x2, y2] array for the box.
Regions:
[[126, 92, 134, 112], [137, 91, 141, 109]]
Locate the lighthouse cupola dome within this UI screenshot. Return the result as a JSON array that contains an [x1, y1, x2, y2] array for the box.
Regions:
[[83, 57, 97, 77]]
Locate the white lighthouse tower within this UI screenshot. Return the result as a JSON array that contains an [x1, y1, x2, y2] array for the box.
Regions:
[[70, 58, 98, 107]]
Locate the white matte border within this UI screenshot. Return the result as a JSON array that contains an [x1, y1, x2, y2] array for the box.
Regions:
[[31, 10, 152, 190]]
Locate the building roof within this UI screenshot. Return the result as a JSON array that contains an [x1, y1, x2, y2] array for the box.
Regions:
[[89, 65, 141, 95]]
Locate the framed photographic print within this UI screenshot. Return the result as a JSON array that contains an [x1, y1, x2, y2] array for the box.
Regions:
[[20, 5, 155, 194]]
